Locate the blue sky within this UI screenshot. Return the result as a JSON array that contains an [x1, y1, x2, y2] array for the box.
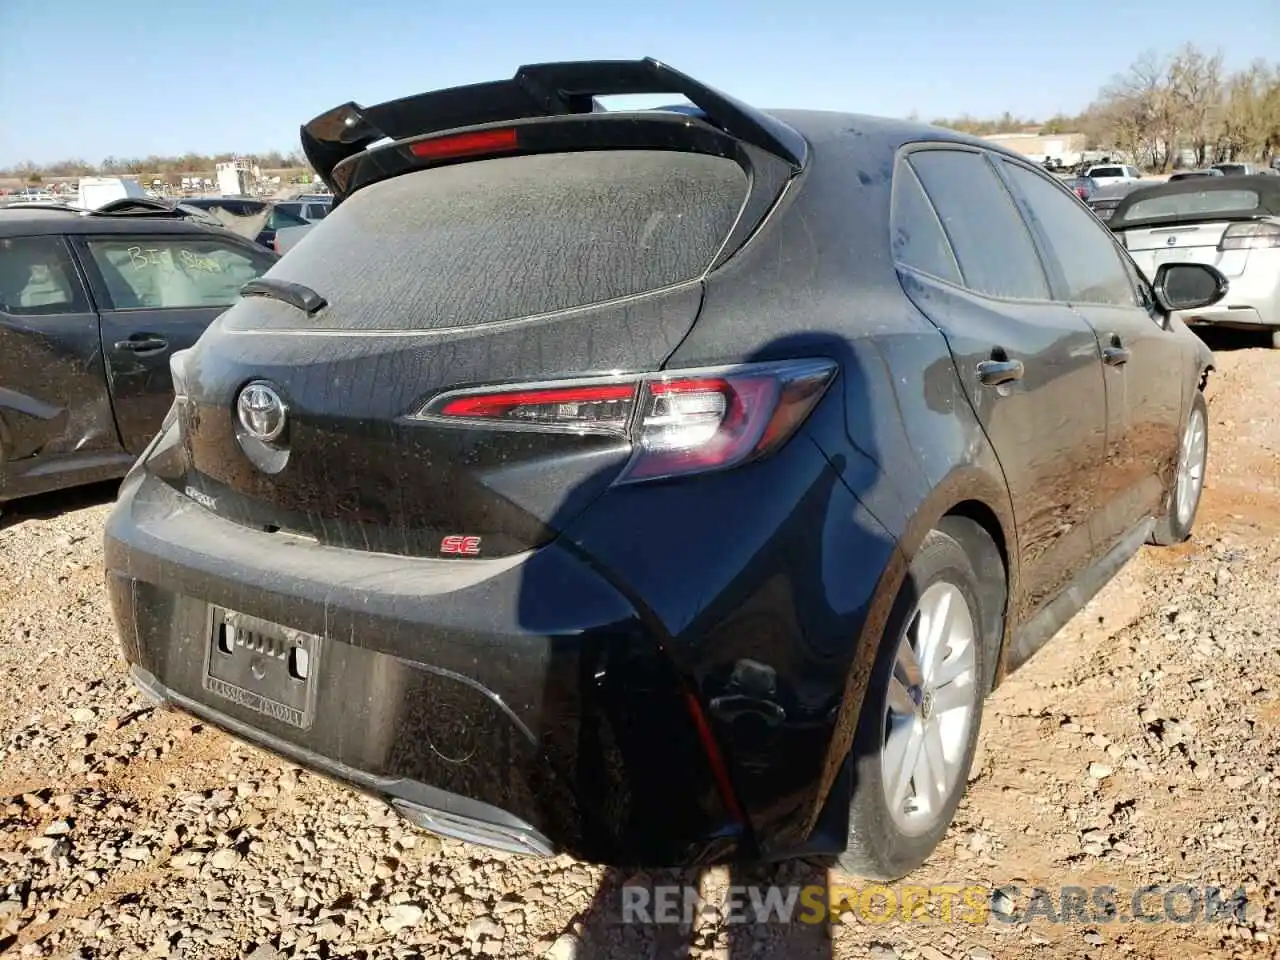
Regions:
[[1, 0, 1275, 166]]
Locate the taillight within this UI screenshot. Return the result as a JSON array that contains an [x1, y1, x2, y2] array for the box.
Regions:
[[417, 359, 838, 484], [434, 383, 638, 433], [1218, 222, 1280, 250]]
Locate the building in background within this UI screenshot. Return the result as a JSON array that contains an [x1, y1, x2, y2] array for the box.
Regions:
[[982, 132, 1088, 168], [216, 158, 260, 197]]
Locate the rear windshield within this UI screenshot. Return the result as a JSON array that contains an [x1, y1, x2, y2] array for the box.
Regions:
[[232, 150, 748, 331], [1214, 164, 1246, 175], [1089, 166, 1124, 178], [1118, 189, 1260, 225]]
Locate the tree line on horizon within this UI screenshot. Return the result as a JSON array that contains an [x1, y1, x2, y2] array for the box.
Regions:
[[5, 43, 1279, 181], [2, 149, 309, 184], [930, 46, 1279, 170]]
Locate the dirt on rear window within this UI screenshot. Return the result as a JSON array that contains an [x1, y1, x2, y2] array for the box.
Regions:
[[225, 150, 748, 332]]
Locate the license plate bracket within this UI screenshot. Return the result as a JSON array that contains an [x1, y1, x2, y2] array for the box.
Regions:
[[202, 608, 320, 730]]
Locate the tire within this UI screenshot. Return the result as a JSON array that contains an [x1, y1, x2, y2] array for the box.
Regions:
[[1150, 391, 1208, 546], [837, 529, 991, 881]]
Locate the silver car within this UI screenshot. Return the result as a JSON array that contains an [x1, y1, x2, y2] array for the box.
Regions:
[[1109, 174, 1280, 347], [1086, 180, 1147, 223]]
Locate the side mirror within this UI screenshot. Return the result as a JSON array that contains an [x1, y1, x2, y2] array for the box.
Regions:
[[1152, 262, 1228, 313]]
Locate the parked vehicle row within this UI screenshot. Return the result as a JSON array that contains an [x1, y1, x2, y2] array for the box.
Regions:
[[96, 58, 1222, 882]]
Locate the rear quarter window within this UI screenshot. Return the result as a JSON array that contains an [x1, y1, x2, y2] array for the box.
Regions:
[[890, 163, 962, 285], [228, 150, 748, 331], [0, 236, 90, 315]]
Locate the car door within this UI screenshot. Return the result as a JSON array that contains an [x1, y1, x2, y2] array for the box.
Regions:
[[71, 231, 276, 454], [998, 158, 1187, 557], [896, 146, 1109, 616], [0, 234, 124, 497]]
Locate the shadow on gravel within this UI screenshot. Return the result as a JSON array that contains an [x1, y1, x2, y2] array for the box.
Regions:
[[0, 479, 120, 531], [1191, 326, 1275, 352]]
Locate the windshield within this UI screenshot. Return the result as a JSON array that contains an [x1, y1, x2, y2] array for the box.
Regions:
[[1214, 164, 1247, 175]]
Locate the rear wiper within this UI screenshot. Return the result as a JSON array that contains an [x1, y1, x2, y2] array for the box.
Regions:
[[240, 278, 327, 316]]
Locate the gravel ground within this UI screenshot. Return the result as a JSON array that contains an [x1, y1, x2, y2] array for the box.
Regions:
[[1, 331, 1278, 960]]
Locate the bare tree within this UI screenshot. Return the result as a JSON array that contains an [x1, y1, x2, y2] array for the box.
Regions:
[[1168, 44, 1224, 166]]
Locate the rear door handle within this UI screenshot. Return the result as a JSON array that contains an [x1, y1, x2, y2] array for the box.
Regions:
[[976, 358, 1024, 386], [1102, 345, 1131, 366], [114, 336, 169, 353]]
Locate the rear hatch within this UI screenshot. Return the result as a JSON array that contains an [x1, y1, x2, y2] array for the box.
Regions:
[[154, 65, 806, 559]]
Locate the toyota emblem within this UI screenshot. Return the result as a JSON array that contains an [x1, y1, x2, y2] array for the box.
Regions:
[[1166, 235, 1178, 246], [237, 382, 288, 443]]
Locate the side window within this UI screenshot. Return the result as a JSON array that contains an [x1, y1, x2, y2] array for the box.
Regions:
[[907, 149, 1049, 300], [1001, 162, 1139, 308], [890, 163, 962, 285], [276, 203, 302, 218], [85, 237, 274, 310], [0, 236, 90, 316], [307, 204, 328, 221]]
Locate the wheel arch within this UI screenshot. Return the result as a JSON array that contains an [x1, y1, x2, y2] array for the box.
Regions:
[[802, 467, 1018, 843], [936, 501, 1010, 694]]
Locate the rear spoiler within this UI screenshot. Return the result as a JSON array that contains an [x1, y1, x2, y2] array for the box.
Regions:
[[300, 57, 807, 200]]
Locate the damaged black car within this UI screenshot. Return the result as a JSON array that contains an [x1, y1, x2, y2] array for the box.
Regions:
[[103, 58, 1219, 878]]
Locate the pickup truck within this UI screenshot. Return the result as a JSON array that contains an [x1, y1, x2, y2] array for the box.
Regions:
[[0, 205, 276, 512]]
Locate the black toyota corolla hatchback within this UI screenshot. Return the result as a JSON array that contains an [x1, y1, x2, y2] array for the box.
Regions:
[[105, 58, 1221, 880]]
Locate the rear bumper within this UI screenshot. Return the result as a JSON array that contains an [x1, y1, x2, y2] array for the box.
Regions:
[[1168, 256, 1280, 330], [128, 663, 556, 856], [105, 469, 742, 867], [1178, 302, 1279, 329]]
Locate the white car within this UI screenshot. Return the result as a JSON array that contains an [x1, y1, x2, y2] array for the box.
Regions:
[[1084, 163, 1143, 188], [1110, 174, 1280, 347]]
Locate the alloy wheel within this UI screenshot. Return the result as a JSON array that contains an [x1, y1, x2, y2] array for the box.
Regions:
[[1175, 405, 1207, 527], [881, 581, 979, 836]]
